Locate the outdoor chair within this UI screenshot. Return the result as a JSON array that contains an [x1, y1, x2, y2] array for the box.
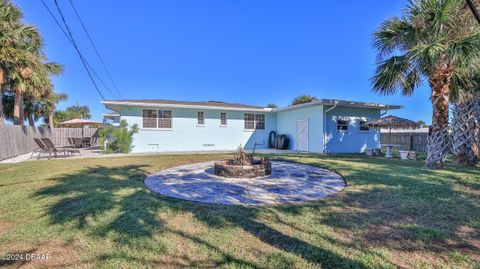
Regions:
[[72, 138, 84, 148], [90, 137, 98, 147], [83, 137, 91, 148], [31, 138, 50, 160], [67, 137, 76, 148], [40, 138, 81, 159]]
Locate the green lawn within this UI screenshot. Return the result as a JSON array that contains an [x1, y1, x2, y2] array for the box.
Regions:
[[0, 154, 478, 268]]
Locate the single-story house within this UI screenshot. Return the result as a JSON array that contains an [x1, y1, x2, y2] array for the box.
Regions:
[[101, 99, 401, 153]]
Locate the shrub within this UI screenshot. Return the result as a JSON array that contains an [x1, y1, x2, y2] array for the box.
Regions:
[[99, 120, 138, 153], [291, 95, 317, 105]]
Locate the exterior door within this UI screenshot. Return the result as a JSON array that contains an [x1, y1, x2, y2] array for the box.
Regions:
[[296, 119, 309, 151]]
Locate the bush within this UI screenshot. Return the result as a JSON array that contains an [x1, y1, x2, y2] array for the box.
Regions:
[[99, 120, 138, 153], [291, 94, 318, 105]]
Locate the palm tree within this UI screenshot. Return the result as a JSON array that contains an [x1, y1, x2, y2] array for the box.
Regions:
[[371, 0, 480, 169], [452, 97, 478, 166], [451, 73, 479, 166], [0, 1, 44, 125], [0, 0, 24, 125], [41, 92, 67, 129]]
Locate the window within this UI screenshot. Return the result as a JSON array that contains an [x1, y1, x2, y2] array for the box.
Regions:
[[337, 119, 349, 131], [359, 120, 369, 131], [255, 114, 265, 129], [220, 112, 227, 126], [143, 109, 172, 128], [158, 110, 172, 128], [244, 113, 265, 130], [244, 114, 255, 129], [143, 110, 157, 128], [197, 111, 205, 125]]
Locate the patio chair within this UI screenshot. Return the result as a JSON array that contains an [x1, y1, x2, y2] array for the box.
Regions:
[[31, 138, 50, 160], [90, 137, 98, 147], [41, 138, 81, 159], [83, 137, 92, 148], [72, 138, 84, 148], [67, 137, 76, 148]]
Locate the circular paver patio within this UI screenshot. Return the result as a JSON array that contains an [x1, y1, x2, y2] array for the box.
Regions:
[[145, 161, 346, 206]]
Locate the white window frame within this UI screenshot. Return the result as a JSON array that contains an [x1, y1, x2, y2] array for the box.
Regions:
[[358, 119, 370, 132], [142, 109, 157, 128], [158, 110, 172, 129], [197, 111, 205, 126], [244, 113, 265, 131], [142, 109, 172, 129], [220, 112, 227, 126], [337, 119, 349, 131]]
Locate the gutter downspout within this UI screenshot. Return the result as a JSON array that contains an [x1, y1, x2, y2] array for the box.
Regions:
[[323, 101, 339, 154]]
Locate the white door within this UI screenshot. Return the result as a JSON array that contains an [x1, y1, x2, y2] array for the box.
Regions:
[[296, 119, 309, 151]]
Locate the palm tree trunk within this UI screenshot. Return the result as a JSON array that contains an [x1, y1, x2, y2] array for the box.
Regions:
[[13, 88, 24, 125], [48, 111, 54, 129], [0, 87, 4, 126], [28, 113, 35, 126], [0, 68, 5, 126], [471, 95, 480, 165], [452, 99, 477, 166], [426, 65, 452, 169]]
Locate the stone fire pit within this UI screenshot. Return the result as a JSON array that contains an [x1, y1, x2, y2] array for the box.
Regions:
[[144, 145, 345, 205], [214, 157, 271, 178]]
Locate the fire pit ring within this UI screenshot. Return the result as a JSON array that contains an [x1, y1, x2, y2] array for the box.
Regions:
[[214, 157, 272, 178]]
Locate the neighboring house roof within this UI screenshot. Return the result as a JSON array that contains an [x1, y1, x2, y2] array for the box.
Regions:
[[102, 99, 271, 112], [380, 127, 429, 133], [275, 99, 402, 112], [367, 115, 419, 129], [102, 98, 402, 113]]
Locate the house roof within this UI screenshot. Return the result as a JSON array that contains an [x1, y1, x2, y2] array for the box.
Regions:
[[101, 99, 270, 112], [102, 98, 402, 113], [274, 99, 403, 112]]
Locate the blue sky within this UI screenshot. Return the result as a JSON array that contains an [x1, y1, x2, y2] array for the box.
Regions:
[[15, 0, 432, 123]]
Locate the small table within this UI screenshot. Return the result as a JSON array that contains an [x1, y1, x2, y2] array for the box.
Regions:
[[380, 144, 401, 158]]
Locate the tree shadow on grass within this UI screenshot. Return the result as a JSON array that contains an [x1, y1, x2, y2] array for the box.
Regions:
[[32, 163, 382, 268], [271, 154, 480, 261], [31, 155, 479, 268]]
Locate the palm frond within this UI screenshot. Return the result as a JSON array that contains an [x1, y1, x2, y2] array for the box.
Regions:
[[371, 54, 417, 95], [372, 17, 416, 60], [44, 62, 64, 76], [447, 33, 480, 70]]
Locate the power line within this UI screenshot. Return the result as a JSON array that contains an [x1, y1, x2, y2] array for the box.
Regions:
[[40, 0, 106, 100], [41, 0, 114, 95], [68, 0, 123, 98]]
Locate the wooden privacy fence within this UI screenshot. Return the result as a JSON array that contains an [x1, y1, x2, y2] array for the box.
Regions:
[[51, 128, 98, 147], [381, 132, 428, 152], [0, 125, 98, 161]]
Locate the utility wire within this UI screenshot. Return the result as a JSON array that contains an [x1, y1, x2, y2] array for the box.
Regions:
[[40, 1, 112, 95], [68, 0, 123, 98], [466, 0, 480, 25], [40, 0, 106, 100]]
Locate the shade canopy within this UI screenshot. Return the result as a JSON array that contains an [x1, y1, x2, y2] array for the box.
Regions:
[[59, 119, 102, 127], [367, 116, 419, 129]]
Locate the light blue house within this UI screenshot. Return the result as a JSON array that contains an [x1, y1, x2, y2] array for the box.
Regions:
[[101, 99, 401, 153]]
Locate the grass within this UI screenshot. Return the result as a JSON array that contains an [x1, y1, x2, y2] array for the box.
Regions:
[[0, 153, 478, 268]]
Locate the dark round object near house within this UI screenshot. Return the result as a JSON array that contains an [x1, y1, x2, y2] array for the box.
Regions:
[[214, 158, 272, 178]]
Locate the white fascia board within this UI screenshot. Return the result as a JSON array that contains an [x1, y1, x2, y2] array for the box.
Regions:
[[100, 101, 274, 112], [274, 100, 402, 112]]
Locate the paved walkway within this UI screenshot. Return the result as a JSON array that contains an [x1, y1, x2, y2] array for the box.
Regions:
[[145, 161, 345, 206]]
